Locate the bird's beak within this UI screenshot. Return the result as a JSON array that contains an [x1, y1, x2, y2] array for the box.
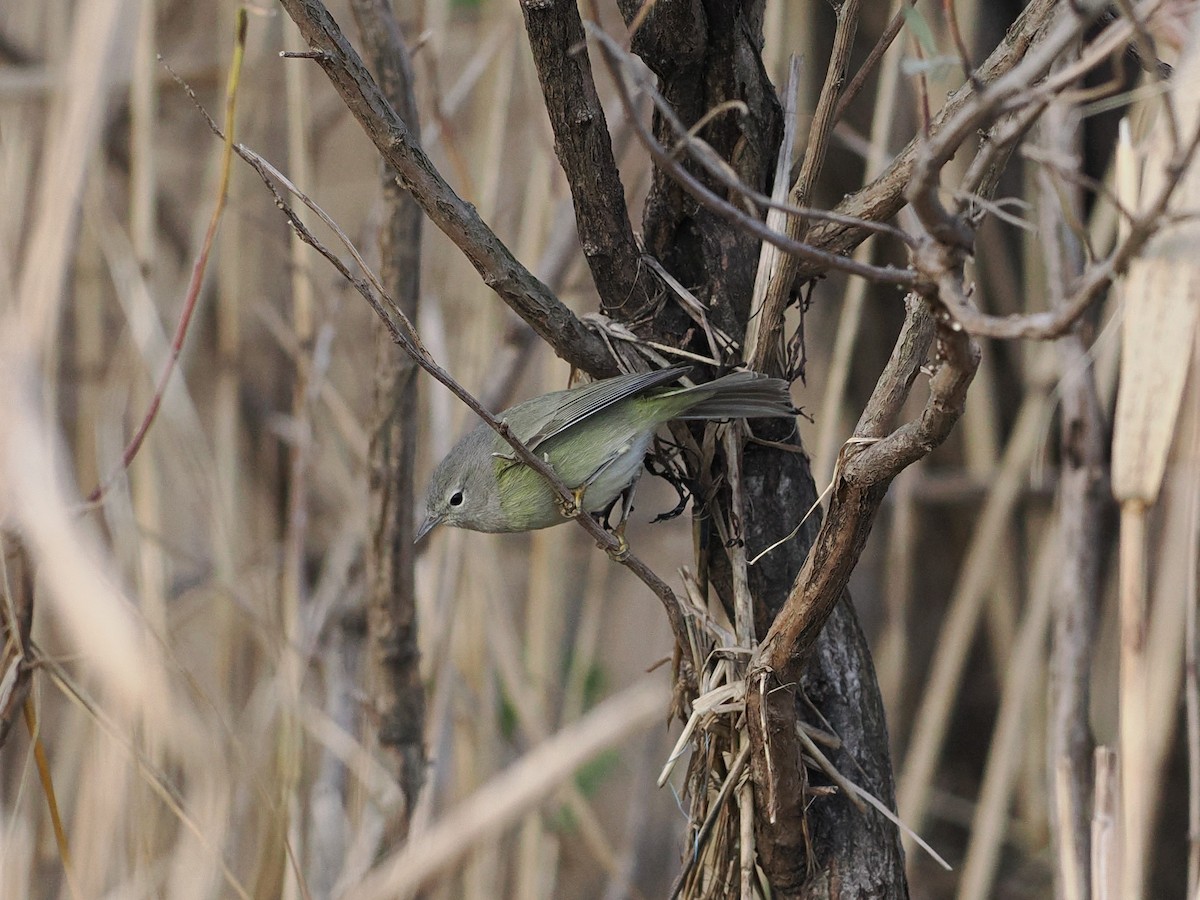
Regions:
[[414, 513, 442, 543]]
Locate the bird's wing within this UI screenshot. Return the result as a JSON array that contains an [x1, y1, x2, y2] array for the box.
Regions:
[[510, 366, 690, 451]]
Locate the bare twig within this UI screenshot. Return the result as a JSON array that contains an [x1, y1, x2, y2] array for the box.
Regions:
[[800, 0, 1059, 271], [747, 0, 863, 376], [612, 40, 913, 248], [934, 113, 1200, 338], [586, 24, 918, 291], [905, 1, 1108, 248], [277, 0, 615, 376], [207, 124, 698, 705], [901, 2, 1200, 344], [834, 1, 915, 122]]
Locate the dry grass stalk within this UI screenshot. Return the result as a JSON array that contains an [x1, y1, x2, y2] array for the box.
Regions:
[[955, 523, 1057, 900], [1111, 18, 1200, 898], [346, 676, 668, 900], [897, 393, 1051, 835], [1093, 746, 1120, 900], [1184, 365, 1200, 898]]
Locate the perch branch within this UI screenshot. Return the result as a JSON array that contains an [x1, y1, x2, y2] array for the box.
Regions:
[[222, 135, 698, 707]]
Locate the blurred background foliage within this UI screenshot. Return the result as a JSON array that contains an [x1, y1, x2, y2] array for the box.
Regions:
[[1, 1, 1197, 898]]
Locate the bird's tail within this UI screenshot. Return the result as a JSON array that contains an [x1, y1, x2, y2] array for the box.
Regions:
[[667, 371, 795, 420]]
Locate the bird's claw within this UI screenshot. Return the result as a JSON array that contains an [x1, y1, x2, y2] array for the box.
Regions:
[[604, 530, 630, 561], [557, 485, 587, 519]]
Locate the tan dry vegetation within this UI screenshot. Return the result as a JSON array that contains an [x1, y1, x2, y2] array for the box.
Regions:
[[1, 1, 1199, 899]]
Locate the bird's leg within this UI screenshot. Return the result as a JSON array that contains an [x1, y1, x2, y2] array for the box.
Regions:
[[557, 448, 626, 520], [607, 492, 633, 562], [594, 479, 637, 560]]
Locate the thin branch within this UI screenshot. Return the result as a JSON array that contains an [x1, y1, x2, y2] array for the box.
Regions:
[[620, 45, 913, 247], [942, 114, 1200, 339], [277, 0, 616, 376], [834, 0, 915, 123], [905, 1, 1111, 248], [747, 0, 863, 376], [221, 132, 698, 706], [957, 99, 1052, 218], [793, 0, 863, 211], [586, 24, 917, 290], [1040, 77, 1103, 900], [898, 0, 1200, 344], [799, 0, 1060, 272]]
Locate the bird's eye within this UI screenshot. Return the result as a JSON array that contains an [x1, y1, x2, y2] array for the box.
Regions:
[[449, 490, 464, 507]]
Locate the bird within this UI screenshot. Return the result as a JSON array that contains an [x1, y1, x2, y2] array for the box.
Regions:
[[416, 365, 795, 540]]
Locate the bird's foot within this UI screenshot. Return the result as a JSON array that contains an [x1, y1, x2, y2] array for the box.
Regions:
[[604, 526, 630, 561], [557, 485, 587, 519]]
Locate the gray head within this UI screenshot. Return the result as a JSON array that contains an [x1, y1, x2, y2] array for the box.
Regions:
[[416, 426, 504, 540]]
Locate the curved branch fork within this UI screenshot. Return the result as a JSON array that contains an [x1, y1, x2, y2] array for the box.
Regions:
[[745, 275, 979, 887]]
